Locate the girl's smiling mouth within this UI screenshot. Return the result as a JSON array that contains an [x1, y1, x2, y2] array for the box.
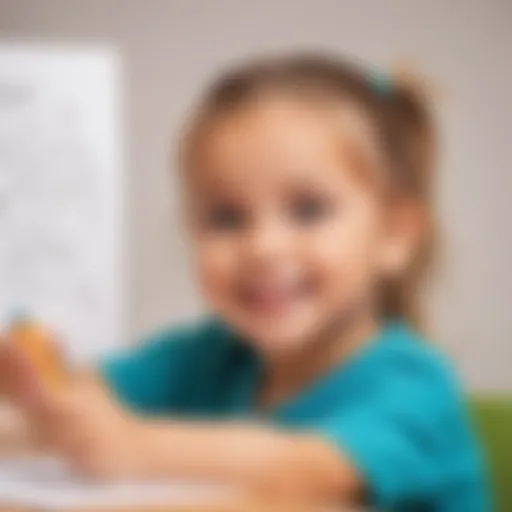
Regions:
[[236, 275, 315, 316]]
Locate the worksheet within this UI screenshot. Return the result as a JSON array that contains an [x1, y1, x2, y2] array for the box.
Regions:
[[0, 44, 123, 362], [0, 455, 231, 509]]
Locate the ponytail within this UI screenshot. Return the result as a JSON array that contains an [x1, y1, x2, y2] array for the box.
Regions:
[[378, 72, 438, 330]]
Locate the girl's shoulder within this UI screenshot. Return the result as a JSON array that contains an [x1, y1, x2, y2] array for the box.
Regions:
[[375, 321, 457, 372], [317, 323, 489, 512], [355, 321, 466, 399]]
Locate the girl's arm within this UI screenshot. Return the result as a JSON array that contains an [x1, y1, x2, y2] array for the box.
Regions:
[[3, 341, 362, 505], [135, 419, 362, 504], [7, 354, 362, 505]]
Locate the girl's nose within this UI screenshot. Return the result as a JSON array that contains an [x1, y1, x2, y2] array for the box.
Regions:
[[243, 221, 290, 264]]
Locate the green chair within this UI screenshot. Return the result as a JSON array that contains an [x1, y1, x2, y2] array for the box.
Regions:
[[470, 396, 512, 512]]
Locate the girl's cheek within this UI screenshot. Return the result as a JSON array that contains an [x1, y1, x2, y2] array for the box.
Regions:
[[195, 239, 238, 296], [303, 211, 381, 291]]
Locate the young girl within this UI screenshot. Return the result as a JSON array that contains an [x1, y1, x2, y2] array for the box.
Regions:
[[2, 54, 489, 511]]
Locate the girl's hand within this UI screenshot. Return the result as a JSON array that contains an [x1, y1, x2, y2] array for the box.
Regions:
[[3, 343, 149, 480], [33, 379, 148, 479]]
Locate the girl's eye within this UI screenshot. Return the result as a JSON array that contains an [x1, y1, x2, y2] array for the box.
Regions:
[[289, 196, 332, 224], [204, 204, 247, 231]]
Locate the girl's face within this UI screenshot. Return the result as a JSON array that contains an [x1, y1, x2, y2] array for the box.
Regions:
[[185, 96, 408, 356]]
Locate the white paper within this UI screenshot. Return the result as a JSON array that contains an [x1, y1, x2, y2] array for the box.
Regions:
[[0, 44, 124, 363], [0, 456, 231, 509]]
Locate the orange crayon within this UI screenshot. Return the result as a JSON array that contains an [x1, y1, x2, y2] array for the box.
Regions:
[[7, 313, 68, 391]]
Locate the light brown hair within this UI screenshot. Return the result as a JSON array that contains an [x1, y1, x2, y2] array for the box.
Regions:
[[180, 54, 437, 330]]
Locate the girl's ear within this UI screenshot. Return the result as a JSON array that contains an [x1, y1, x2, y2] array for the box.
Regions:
[[378, 198, 426, 278]]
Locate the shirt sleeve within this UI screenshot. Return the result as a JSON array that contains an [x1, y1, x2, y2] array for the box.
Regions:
[[97, 317, 225, 415], [315, 353, 489, 510]]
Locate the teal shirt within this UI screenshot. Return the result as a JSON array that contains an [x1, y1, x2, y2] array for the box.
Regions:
[[99, 318, 490, 511]]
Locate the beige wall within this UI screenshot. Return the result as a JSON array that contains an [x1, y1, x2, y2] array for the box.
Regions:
[[1, 0, 510, 391]]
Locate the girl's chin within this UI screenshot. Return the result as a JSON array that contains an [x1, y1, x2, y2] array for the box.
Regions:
[[242, 318, 320, 354]]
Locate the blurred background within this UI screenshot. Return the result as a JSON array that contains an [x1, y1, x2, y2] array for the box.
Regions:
[[0, 0, 510, 391]]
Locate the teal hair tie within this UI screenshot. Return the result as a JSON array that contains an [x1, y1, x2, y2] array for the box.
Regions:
[[368, 70, 393, 97]]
